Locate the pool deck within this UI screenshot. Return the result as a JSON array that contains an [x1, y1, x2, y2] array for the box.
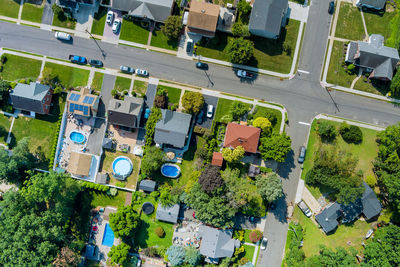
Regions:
[[108, 124, 138, 153]]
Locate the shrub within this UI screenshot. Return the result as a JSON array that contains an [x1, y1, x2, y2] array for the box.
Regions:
[[154, 226, 165, 238], [144, 108, 162, 149], [0, 55, 7, 64], [79, 181, 108, 192], [239, 257, 250, 265], [347, 63, 356, 74], [339, 123, 363, 144], [109, 188, 118, 196], [365, 175, 377, 188], [249, 230, 263, 243], [233, 230, 244, 242], [317, 120, 337, 142]]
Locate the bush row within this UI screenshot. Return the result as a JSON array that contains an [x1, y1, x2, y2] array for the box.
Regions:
[[79, 180, 108, 192], [48, 112, 63, 169], [144, 108, 161, 150]]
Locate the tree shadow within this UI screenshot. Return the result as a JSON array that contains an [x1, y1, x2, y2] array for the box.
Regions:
[[134, 219, 150, 248], [277, 149, 296, 180]]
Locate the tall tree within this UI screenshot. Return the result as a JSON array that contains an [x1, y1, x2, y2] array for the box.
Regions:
[[306, 246, 357, 267], [141, 146, 164, 176], [230, 100, 250, 121], [222, 146, 245, 163], [162, 16, 183, 40], [108, 243, 131, 266], [109, 205, 140, 238], [259, 133, 292, 162], [185, 246, 202, 266], [227, 37, 254, 64], [181, 91, 204, 114], [198, 165, 224, 194], [0, 80, 10, 105], [256, 173, 283, 203]]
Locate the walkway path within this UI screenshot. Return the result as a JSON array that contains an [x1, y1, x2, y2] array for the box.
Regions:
[[17, 0, 24, 24], [244, 242, 260, 266], [6, 117, 15, 144], [360, 10, 369, 38]]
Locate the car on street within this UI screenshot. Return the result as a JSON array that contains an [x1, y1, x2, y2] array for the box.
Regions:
[[106, 11, 114, 24], [297, 201, 312, 217], [328, 1, 335, 14], [236, 69, 254, 79], [197, 109, 204, 124], [112, 19, 121, 33], [136, 69, 149, 77], [186, 39, 193, 53], [196, 61, 208, 70], [89, 59, 103, 68], [55, 31, 71, 41], [365, 229, 374, 239], [260, 237, 268, 250], [298, 146, 306, 163], [206, 104, 213, 118], [120, 65, 134, 74], [69, 55, 87, 64]]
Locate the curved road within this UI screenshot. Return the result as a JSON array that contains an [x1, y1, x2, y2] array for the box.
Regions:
[[0, 1, 398, 265]]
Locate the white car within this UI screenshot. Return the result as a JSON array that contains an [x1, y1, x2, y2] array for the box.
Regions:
[[106, 11, 114, 24], [136, 69, 149, 77], [112, 19, 121, 33], [365, 229, 374, 239], [54, 31, 71, 41], [236, 69, 254, 79], [207, 105, 213, 118], [260, 237, 268, 250], [298, 201, 312, 217]]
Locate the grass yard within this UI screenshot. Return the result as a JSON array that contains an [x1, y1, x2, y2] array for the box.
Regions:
[[100, 150, 140, 190], [132, 80, 148, 96], [21, 2, 44, 23], [214, 98, 234, 122], [0, 0, 20, 18], [364, 9, 396, 41], [91, 6, 107, 35], [253, 105, 282, 133], [158, 85, 182, 105], [326, 41, 356, 87], [90, 72, 104, 94], [150, 29, 179, 51], [120, 20, 150, 44], [335, 2, 365, 41], [114, 76, 131, 92], [52, 10, 76, 29], [89, 190, 127, 208], [353, 76, 390, 96], [196, 32, 231, 61], [293, 206, 372, 257], [0, 54, 42, 81], [302, 119, 379, 199], [242, 245, 256, 262], [0, 114, 12, 144], [43, 62, 89, 88]]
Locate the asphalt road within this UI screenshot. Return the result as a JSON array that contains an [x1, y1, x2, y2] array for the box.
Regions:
[[0, 11, 399, 266]]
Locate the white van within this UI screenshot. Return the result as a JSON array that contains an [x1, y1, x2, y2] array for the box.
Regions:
[[55, 31, 72, 41]]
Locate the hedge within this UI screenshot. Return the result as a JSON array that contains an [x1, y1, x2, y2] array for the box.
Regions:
[[48, 112, 63, 169], [79, 180, 109, 192], [144, 108, 161, 150]]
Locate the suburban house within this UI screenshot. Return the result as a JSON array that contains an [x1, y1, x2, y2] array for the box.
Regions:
[[356, 0, 386, 10], [249, 0, 288, 39], [56, 0, 95, 12], [187, 1, 220, 37], [154, 109, 192, 149], [198, 225, 241, 264], [345, 34, 399, 81], [138, 179, 157, 193], [67, 151, 96, 178], [108, 97, 144, 130], [223, 123, 261, 154], [217, 7, 236, 33], [211, 152, 223, 167], [156, 203, 180, 223], [67, 88, 100, 117], [100, 0, 174, 23], [10, 82, 53, 117], [315, 183, 382, 234]]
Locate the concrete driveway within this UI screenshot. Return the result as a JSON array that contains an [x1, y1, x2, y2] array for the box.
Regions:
[[103, 9, 122, 44], [195, 94, 218, 129], [41, 0, 55, 25], [97, 74, 116, 118]]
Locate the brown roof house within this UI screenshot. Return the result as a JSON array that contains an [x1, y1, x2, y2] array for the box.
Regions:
[[187, 1, 220, 37], [211, 152, 223, 167], [108, 97, 144, 129], [67, 151, 96, 178], [67, 88, 100, 117], [223, 123, 261, 153]]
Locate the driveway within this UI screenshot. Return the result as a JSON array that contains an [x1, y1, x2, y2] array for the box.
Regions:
[[41, 0, 55, 25], [86, 118, 106, 155], [103, 9, 122, 43], [195, 94, 218, 129], [97, 74, 116, 118], [288, 2, 310, 22]]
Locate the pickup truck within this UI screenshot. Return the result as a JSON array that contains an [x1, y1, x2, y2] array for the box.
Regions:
[[69, 55, 87, 64], [236, 69, 254, 79]]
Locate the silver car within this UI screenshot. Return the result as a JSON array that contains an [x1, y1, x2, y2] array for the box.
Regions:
[[260, 237, 268, 250], [112, 19, 121, 33], [106, 11, 114, 24], [298, 201, 312, 217]]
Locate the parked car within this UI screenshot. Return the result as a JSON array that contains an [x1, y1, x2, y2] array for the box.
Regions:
[[236, 69, 254, 79], [206, 104, 213, 118], [298, 146, 306, 163], [260, 237, 268, 250], [112, 19, 121, 33], [54, 31, 71, 41], [69, 55, 87, 64], [120, 65, 134, 74], [144, 108, 151, 119], [297, 201, 312, 217], [106, 11, 114, 24], [186, 39, 193, 53], [328, 1, 335, 14], [89, 59, 103, 68], [196, 61, 208, 70], [136, 69, 149, 77], [365, 229, 374, 239], [197, 109, 204, 124]]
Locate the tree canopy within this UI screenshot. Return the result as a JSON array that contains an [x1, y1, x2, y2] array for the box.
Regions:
[[230, 101, 250, 121], [227, 37, 254, 64], [306, 246, 357, 267], [0, 79, 10, 105], [256, 173, 284, 203], [161, 15, 183, 40], [141, 146, 164, 176], [181, 91, 204, 114], [109, 205, 140, 238], [317, 121, 337, 142], [185, 246, 202, 266], [259, 133, 292, 162], [222, 146, 245, 163], [108, 243, 131, 266], [166, 245, 186, 266], [253, 117, 272, 132], [198, 165, 224, 194]]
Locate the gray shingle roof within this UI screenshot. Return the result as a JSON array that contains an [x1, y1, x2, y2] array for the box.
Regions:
[[107, 0, 173, 22], [315, 202, 341, 233], [249, 0, 288, 38], [139, 179, 156, 192], [361, 182, 382, 220], [108, 97, 143, 128], [357, 0, 386, 9], [198, 225, 240, 260], [156, 203, 180, 223], [10, 82, 51, 114], [154, 109, 192, 148]]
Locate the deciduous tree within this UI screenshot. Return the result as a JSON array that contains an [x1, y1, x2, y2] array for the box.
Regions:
[[162, 16, 183, 40], [227, 37, 254, 64], [52, 247, 80, 267], [109, 205, 140, 238], [181, 91, 204, 114], [259, 133, 291, 162], [306, 246, 357, 267], [198, 165, 224, 194], [256, 173, 283, 203], [222, 146, 245, 163], [253, 117, 272, 132], [185, 246, 202, 266], [108, 243, 131, 266], [230, 100, 250, 121], [141, 146, 164, 176], [317, 120, 337, 142]]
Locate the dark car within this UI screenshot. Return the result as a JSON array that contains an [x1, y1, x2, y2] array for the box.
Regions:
[[120, 65, 135, 74], [89, 59, 103, 68], [298, 146, 306, 163], [196, 109, 204, 124], [196, 62, 208, 70], [328, 1, 335, 14]]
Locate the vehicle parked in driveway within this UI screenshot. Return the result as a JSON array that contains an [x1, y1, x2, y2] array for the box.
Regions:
[[136, 69, 149, 77], [55, 31, 71, 41], [186, 39, 193, 53], [112, 19, 121, 33], [106, 11, 114, 24], [89, 59, 103, 68], [297, 201, 312, 217], [196, 61, 208, 70], [206, 105, 213, 118], [120, 65, 134, 74], [69, 55, 87, 64], [298, 146, 306, 163], [365, 229, 374, 239], [260, 237, 268, 250], [197, 109, 204, 124], [236, 69, 254, 79], [328, 1, 335, 14]]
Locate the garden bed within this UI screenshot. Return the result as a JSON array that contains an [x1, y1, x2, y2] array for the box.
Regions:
[[132, 80, 148, 96], [158, 85, 181, 105]]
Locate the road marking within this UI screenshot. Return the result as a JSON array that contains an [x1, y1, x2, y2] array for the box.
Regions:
[[298, 70, 310, 74], [298, 121, 311, 126]]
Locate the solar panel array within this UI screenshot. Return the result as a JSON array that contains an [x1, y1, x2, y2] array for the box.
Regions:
[[69, 93, 81, 102], [83, 96, 95, 105], [69, 103, 90, 116]]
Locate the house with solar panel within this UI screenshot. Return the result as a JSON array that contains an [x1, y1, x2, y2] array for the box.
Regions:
[[67, 88, 100, 117]]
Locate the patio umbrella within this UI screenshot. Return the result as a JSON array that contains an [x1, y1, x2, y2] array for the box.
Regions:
[[166, 152, 175, 160]]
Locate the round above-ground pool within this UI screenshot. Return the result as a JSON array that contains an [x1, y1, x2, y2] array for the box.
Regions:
[[161, 163, 181, 178], [112, 156, 133, 180], [69, 130, 86, 145], [142, 202, 154, 215]]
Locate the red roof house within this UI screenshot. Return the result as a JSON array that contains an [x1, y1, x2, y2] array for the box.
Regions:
[[211, 152, 224, 166], [223, 123, 261, 153]]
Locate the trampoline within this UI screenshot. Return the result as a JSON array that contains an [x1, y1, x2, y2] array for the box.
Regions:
[[142, 202, 155, 215]]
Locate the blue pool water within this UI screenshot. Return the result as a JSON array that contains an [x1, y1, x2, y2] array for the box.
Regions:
[[112, 157, 133, 178], [161, 164, 180, 178], [102, 223, 115, 247], [69, 131, 85, 144]]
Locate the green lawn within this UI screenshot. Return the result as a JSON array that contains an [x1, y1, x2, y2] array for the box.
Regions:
[[0, 0, 20, 18], [242, 245, 256, 262], [0, 54, 42, 81], [0, 114, 12, 144], [253, 105, 282, 133], [52, 10, 76, 29], [158, 85, 181, 105], [21, 2, 44, 23], [364, 9, 396, 41], [215, 98, 233, 122], [335, 2, 364, 40], [326, 41, 356, 88], [91, 72, 104, 94], [43, 62, 89, 88], [302, 119, 379, 199], [353, 76, 390, 96], [91, 6, 107, 35], [114, 76, 131, 92], [293, 206, 372, 257], [89, 190, 127, 208], [120, 20, 149, 44], [132, 80, 147, 96], [150, 30, 179, 51], [196, 31, 231, 62]]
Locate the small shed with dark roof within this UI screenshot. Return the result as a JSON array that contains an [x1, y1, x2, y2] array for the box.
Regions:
[[156, 203, 180, 223], [211, 152, 223, 166], [139, 179, 157, 193], [95, 173, 108, 185], [248, 165, 261, 178]]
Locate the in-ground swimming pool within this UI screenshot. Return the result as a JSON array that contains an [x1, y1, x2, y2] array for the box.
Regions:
[[112, 156, 133, 180], [161, 164, 181, 178], [102, 223, 115, 247], [69, 130, 86, 144]]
